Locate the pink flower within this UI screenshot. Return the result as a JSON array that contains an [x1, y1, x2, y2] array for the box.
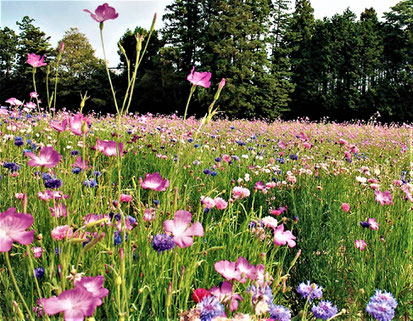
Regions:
[[163, 210, 204, 248], [374, 190, 394, 205], [50, 119, 67, 132], [72, 156, 89, 170], [119, 194, 132, 202], [273, 224, 296, 247], [30, 92, 38, 98], [341, 203, 350, 212], [339, 138, 348, 145], [367, 218, 379, 230], [232, 186, 250, 199], [5, 97, 23, 106], [143, 208, 156, 221], [84, 3, 119, 22], [235, 257, 257, 282], [27, 53, 47, 68], [192, 288, 211, 303], [218, 78, 226, 90], [201, 196, 216, 208], [140, 172, 169, 191], [95, 139, 123, 157], [50, 203, 67, 218], [214, 197, 228, 210], [32, 247, 45, 258], [69, 114, 90, 136], [51, 225, 73, 240], [26, 146, 62, 168], [210, 281, 243, 312], [37, 190, 69, 201], [76, 275, 109, 300], [41, 286, 102, 321], [214, 260, 242, 281], [261, 216, 278, 229], [355, 239, 367, 250], [0, 207, 34, 252], [254, 181, 266, 191], [187, 67, 211, 88]]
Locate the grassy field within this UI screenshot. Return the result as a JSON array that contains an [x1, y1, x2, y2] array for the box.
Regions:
[[0, 111, 411, 320]]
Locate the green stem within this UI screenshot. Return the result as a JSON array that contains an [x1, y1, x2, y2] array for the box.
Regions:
[[5, 252, 34, 320], [46, 65, 50, 112], [184, 85, 196, 121], [100, 23, 119, 115], [32, 68, 40, 113], [53, 62, 60, 113]]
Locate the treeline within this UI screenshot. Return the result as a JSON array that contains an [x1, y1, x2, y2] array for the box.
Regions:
[[0, 0, 412, 122]]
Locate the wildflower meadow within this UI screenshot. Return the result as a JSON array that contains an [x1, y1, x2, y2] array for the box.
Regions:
[[0, 3, 412, 321]]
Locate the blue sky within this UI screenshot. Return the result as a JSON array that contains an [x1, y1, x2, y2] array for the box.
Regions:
[[1, 0, 400, 67]]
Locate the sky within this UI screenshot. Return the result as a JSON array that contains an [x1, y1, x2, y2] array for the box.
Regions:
[[0, 0, 401, 67]]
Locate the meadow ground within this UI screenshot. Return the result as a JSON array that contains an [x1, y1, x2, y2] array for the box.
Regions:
[[0, 110, 411, 320]]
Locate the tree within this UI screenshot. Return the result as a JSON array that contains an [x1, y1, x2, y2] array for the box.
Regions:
[[284, 0, 316, 118], [0, 27, 18, 78], [58, 28, 100, 78]]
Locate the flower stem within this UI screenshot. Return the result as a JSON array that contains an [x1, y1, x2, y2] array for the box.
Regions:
[[32, 68, 40, 113], [183, 85, 196, 121], [5, 252, 34, 320], [99, 23, 119, 115]]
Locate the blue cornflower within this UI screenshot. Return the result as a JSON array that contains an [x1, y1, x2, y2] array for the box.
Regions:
[[44, 179, 62, 189], [297, 281, 323, 301], [311, 301, 338, 320], [14, 136, 24, 146], [360, 221, 370, 228], [290, 154, 298, 160], [34, 267, 45, 279], [210, 171, 217, 177], [42, 173, 52, 180], [152, 234, 175, 253], [71, 150, 79, 156], [203, 169, 211, 175], [127, 216, 137, 225], [366, 289, 397, 321], [194, 144, 200, 148], [114, 231, 127, 245], [3, 162, 20, 172], [197, 296, 224, 321], [72, 168, 81, 174], [84, 178, 98, 188], [187, 138, 193, 143], [269, 304, 291, 321], [92, 171, 102, 177], [153, 200, 160, 206], [204, 208, 210, 213], [215, 157, 222, 162]]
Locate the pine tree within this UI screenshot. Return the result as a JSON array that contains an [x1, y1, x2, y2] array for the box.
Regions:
[[0, 27, 18, 78]]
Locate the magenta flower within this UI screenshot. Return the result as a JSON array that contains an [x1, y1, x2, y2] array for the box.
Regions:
[[69, 114, 90, 136], [273, 224, 296, 247], [163, 210, 204, 248], [95, 139, 123, 157], [27, 53, 47, 68], [26, 146, 62, 168], [49, 203, 67, 218], [30, 92, 39, 98], [84, 3, 119, 22], [0, 207, 34, 252], [119, 194, 132, 202], [187, 67, 211, 88], [367, 218, 379, 230], [218, 78, 226, 90], [76, 275, 109, 300], [50, 119, 67, 132], [374, 190, 394, 205], [232, 186, 250, 199], [210, 281, 243, 312], [341, 203, 350, 212], [355, 239, 367, 250], [235, 257, 257, 282], [214, 197, 228, 210], [140, 172, 169, 191], [72, 156, 89, 170], [214, 260, 242, 281], [41, 286, 102, 321]]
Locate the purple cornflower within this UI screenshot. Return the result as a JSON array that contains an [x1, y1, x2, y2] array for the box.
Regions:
[[34, 267, 45, 279], [44, 178, 62, 189], [366, 290, 397, 321], [3, 162, 20, 172], [152, 234, 175, 253], [269, 304, 291, 321], [197, 296, 224, 321], [311, 301, 338, 320], [14, 136, 24, 146], [297, 281, 323, 301]]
